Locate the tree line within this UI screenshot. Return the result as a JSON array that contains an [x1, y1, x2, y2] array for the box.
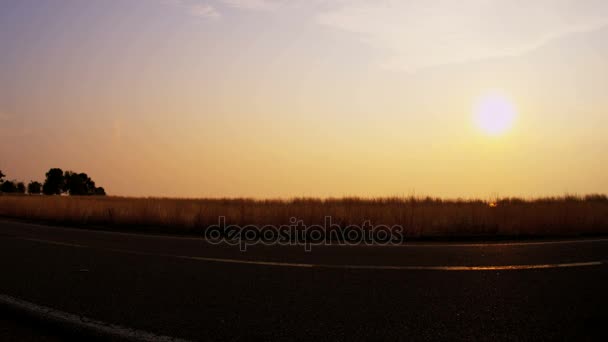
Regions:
[[0, 168, 106, 196]]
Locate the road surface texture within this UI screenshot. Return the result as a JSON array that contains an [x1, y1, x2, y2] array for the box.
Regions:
[[0, 308, 64, 342], [0, 219, 606, 341]]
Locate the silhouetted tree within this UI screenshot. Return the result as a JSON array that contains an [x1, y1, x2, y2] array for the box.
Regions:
[[28, 181, 42, 195], [41, 168, 106, 196], [94, 187, 106, 196], [0, 180, 17, 193], [0, 170, 5, 183], [43, 168, 65, 195], [16, 182, 26, 194], [65, 171, 90, 195], [63, 171, 105, 196]]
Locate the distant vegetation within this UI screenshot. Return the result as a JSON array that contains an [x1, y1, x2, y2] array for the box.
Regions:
[[2, 168, 607, 239], [0, 168, 105, 196], [0, 195, 606, 239]]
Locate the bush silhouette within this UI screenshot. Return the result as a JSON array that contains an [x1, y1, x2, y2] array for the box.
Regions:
[[64, 171, 100, 195], [0, 180, 17, 193], [28, 181, 42, 195], [43, 168, 65, 195]]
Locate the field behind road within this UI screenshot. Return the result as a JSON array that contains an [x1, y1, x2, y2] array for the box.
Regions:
[[1, 195, 608, 238]]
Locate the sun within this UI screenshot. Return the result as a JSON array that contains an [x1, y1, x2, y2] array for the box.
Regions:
[[473, 91, 517, 136]]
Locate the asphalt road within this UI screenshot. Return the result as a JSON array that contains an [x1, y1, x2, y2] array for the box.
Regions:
[[0, 219, 606, 341], [0, 309, 64, 342]]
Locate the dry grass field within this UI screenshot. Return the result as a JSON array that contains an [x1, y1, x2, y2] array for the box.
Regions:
[[1, 194, 607, 238]]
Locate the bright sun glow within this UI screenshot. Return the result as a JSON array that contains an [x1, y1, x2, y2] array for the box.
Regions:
[[473, 92, 517, 136]]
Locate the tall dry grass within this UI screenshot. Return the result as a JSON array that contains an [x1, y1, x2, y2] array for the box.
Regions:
[[1, 194, 607, 238]]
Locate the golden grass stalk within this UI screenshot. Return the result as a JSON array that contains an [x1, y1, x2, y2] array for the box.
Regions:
[[0, 195, 607, 238]]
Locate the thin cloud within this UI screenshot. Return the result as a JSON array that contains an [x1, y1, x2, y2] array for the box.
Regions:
[[163, 0, 221, 20], [220, 0, 286, 11], [316, 0, 608, 71], [189, 3, 221, 18]]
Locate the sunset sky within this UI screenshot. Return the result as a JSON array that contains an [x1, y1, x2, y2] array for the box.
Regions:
[[1, 0, 607, 198]]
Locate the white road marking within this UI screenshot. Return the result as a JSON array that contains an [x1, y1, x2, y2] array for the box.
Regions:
[[174, 255, 315, 268], [0, 294, 193, 342], [170, 255, 604, 271], [12, 236, 607, 272], [315, 261, 605, 271]]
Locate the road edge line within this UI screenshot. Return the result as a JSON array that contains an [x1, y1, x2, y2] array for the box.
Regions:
[[0, 294, 193, 342]]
